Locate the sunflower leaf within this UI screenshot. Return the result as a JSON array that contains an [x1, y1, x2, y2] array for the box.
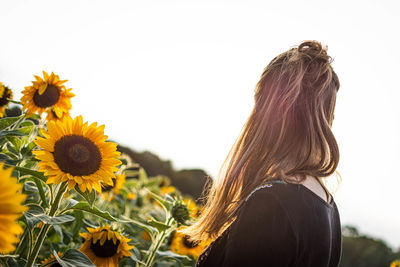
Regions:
[[0, 115, 24, 131], [0, 129, 26, 138], [31, 177, 49, 208], [74, 186, 96, 208], [11, 165, 47, 182], [67, 201, 117, 222], [23, 181, 38, 192], [54, 249, 96, 267], [23, 204, 45, 228], [5, 257, 27, 267], [155, 250, 191, 262], [6, 136, 22, 152], [48, 214, 75, 225], [124, 253, 146, 266], [119, 216, 157, 236], [53, 224, 64, 243], [145, 189, 171, 211], [18, 125, 35, 135], [24, 205, 75, 226], [147, 219, 171, 232]]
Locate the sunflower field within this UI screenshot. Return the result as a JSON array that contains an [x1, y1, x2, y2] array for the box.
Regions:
[[0, 72, 210, 267]]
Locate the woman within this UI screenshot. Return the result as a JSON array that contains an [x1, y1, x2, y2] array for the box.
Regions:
[[181, 40, 342, 266]]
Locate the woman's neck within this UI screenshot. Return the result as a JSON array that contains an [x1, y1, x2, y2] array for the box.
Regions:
[[289, 174, 331, 203]]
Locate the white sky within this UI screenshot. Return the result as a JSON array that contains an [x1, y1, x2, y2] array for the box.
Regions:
[[1, 0, 399, 249]]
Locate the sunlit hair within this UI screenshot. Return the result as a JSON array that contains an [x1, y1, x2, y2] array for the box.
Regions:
[[181, 40, 341, 242]]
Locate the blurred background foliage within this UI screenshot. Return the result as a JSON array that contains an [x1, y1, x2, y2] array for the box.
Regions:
[[117, 145, 210, 205], [341, 226, 400, 267]]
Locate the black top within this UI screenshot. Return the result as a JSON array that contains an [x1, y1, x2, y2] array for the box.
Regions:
[[196, 181, 342, 267]]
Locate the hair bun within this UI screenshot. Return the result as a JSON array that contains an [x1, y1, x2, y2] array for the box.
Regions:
[[297, 40, 332, 63]]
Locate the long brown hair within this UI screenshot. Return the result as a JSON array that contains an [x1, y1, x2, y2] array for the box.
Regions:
[[182, 40, 340, 242]]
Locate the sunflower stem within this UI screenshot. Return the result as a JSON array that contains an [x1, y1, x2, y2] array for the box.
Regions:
[[143, 216, 174, 267], [25, 182, 67, 267], [13, 228, 28, 256]]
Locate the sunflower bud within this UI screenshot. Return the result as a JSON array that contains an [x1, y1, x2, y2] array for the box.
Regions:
[[171, 202, 190, 224]]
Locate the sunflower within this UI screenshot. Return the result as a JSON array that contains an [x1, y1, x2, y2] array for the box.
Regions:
[[170, 227, 211, 259], [33, 115, 122, 192], [0, 162, 28, 253], [41, 252, 62, 266], [0, 82, 13, 118], [100, 174, 126, 201], [391, 260, 400, 267], [79, 226, 134, 267], [21, 71, 74, 117]]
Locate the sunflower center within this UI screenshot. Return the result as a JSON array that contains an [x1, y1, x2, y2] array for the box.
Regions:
[[0, 88, 11, 106], [102, 178, 116, 192], [90, 237, 120, 258], [53, 135, 102, 176], [183, 235, 199, 249], [33, 84, 60, 108]]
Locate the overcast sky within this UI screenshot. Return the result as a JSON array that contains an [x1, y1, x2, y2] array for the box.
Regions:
[[1, 0, 399, 249]]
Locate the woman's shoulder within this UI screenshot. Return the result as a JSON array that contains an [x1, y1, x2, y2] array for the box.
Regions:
[[244, 181, 301, 209], [239, 182, 295, 227], [245, 180, 337, 210], [245, 181, 287, 202]]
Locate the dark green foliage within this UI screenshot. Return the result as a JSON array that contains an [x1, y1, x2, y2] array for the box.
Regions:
[[117, 145, 211, 203], [340, 225, 400, 267]]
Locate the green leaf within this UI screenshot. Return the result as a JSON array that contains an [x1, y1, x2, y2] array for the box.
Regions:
[[0, 152, 11, 161], [24, 204, 44, 228], [146, 189, 171, 210], [53, 224, 64, 243], [11, 165, 47, 182], [6, 257, 27, 267], [129, 250, 146, 265], [155, 250, 191, 262], [31, 177, 49, 208], [24, 204, 75, 226], [48, 214, 75, 225], [74, 186, 96, 208], [18, 125, 35, 135], [67, 201, 117, 221], [165, 193, 175, 203], [6, 136, 22, 152], [145, 178, 161, 187], [71, 210, 84, 237], [21, 120, 35, 127], [147, 219, 171, 232], [132, 246, 142, 261], [119, 215, 156, 235], [6, 142, 19, 155], [0, 130, 26, 138], [54, 249, 96, 267], [0, 115, 23, 131], [23, 181, 38, 192]]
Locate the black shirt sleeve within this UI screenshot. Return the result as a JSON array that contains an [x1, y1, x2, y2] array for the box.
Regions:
[[221, 189, 298, 267]]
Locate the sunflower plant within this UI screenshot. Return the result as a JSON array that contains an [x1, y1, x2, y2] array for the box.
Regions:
[[0, 72, 207, 267]]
